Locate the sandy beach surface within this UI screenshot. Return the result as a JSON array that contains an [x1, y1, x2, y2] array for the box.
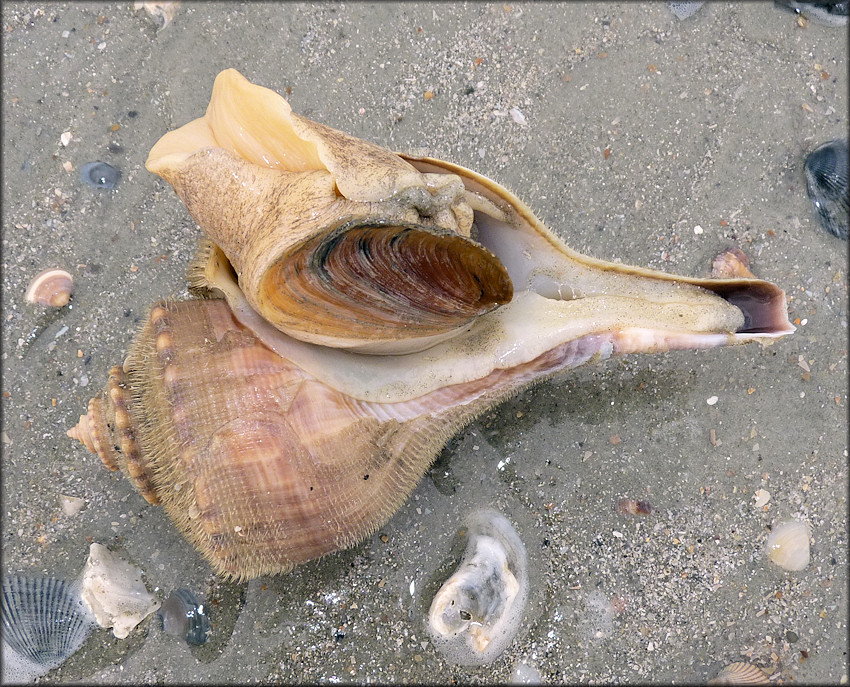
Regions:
[[2, 2, 847, 683]]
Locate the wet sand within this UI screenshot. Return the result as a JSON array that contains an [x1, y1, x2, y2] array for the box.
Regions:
[[2, 2, 847, 683]]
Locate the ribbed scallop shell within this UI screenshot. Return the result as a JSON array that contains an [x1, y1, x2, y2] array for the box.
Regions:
[[1, 576, 95, 674], [805, 138, 848, 239], [708, 661, 770, 685]]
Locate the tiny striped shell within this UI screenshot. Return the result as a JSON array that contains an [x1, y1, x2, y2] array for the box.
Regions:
[[766, 520, 811, 571], [24, 268, 73, 307], [1, 576, 95, 681], [708, 661, 770, 685]]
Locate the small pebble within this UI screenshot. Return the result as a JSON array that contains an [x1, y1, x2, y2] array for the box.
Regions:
[[706, 395, 718, 405]]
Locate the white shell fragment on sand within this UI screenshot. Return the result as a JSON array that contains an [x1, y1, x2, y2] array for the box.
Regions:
[[752, 489, 770, 508], [766, 520, 811, 572], [427, 510, 528, 665], [79, 543, 160, 639]]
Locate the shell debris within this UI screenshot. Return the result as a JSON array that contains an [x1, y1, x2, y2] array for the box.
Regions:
[[427, 510, 528, 666], [25, 268, 73, 308], [708, 661, 770, 685], [79, 543, 160, 639], [766, 519, 811, 571]]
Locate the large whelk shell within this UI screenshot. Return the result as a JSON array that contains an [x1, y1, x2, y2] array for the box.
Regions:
[[69, 70, 795, 581]]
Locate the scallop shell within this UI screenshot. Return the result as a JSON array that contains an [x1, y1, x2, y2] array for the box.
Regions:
[[805, 138, 848, 240], [68, 70, 796, 581], [766, 519, 811, 571], [1, 575, 95, 681], [24, 268, 73, 307], [708, 661, 770, 685], [427, 510, 528, 665], [158, 588, 210, 645]]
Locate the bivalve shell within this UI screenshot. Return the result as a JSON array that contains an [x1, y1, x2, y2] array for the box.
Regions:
[[766, 519, 811, 571], [708, 661, 770, 685], [1, 575, 96, 683]]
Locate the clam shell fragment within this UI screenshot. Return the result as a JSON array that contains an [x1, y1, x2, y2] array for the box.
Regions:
[[708, 661, 770, 685], [765, 520, 811, 571], [427, 510, 528, 665], [79, 543, 160, 639]]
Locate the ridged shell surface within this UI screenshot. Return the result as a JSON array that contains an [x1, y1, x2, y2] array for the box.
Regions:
[[805, 138, 848, 239], [708, 661, 770, 685], [1, 576, 95, 678]]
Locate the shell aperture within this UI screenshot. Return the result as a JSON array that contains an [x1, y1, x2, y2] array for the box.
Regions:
[[428, 511, 528, 665]]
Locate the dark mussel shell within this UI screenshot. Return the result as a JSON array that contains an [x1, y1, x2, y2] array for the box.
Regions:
[[1, 576, 95, 677], [157, 588, 210, 646], [805, 138, 849, 240], [774, 1, 849, 26], [79, 161, 120, 189]]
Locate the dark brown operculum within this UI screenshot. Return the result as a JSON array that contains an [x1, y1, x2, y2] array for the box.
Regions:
[[260, 223, 513, 345]]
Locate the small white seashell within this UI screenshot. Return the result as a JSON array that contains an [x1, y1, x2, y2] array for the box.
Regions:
[[752, 489, 770, 508], [510, 107, 526, 125], [25, 268, 73, 308], [708, 661, 770, 685], [59, 494, 86, 517], [706, 395, 719, 405], [765, 520, 810, 571], [79, 543, 160, 639], [60, 132, 72, 147], [427, 510, 528, 665]]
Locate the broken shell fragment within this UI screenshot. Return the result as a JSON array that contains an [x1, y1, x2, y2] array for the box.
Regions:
[[25, 268, 73, 307], [752, 488, 770, 508], [708, 661, 770, 685], [427, 510, 528, 665], [766, 520, 811, 571], [157, 588, 210, 645], [79, 543, 160, 639]]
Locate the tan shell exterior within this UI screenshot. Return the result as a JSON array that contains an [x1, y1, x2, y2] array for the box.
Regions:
[[68, 298, 556, 580]]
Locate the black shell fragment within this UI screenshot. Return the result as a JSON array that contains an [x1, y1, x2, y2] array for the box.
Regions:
[[158, 588, 210, 646], [805, 138, 848, 240], [79, 161, 120, 189]]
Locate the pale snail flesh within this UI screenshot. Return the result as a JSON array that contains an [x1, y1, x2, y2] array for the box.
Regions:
[[68, 69, 794, 581]]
